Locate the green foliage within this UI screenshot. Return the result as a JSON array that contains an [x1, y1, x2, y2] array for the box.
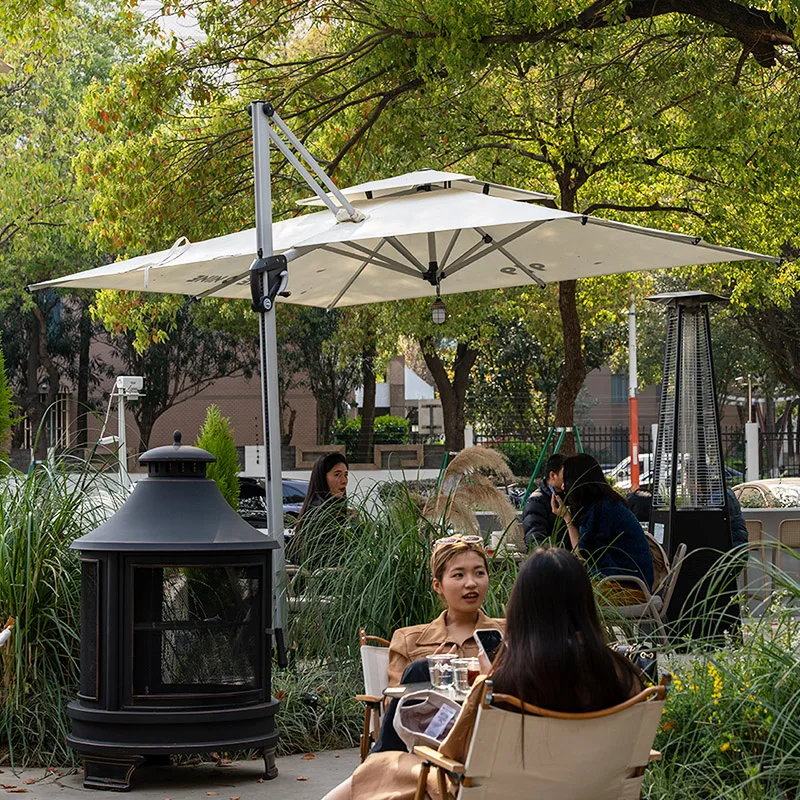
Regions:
[[288, 483, 518, 661], [492, 441, 542, 479], [374, 414, 411, 445], [0, 459, 126, 766], [332, 414, 410, 458], [331, 416, 361, 458], [645, 592, 800, 798], [0, 340, 15, 469], [195, 405, 240, 509]]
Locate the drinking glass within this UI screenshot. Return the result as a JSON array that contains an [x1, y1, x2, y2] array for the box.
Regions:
[[452, 657, 480, 696], [427, 654, 455, 690]]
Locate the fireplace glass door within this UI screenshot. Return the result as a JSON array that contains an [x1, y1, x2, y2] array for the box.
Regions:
[[130, 562, 264, 705]]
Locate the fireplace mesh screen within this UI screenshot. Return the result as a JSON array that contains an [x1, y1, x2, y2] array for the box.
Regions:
[[132, 564, 262, 698]]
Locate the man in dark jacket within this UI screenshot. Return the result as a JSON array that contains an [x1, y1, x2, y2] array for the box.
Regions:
[[522, 453, 567, 549]]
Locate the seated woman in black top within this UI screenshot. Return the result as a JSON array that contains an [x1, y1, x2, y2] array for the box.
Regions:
[[553, 453, 654, 603]]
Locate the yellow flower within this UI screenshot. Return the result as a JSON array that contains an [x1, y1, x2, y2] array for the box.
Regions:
[[720, 742, 732, 752]]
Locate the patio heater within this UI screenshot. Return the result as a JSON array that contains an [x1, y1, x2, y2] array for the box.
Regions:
[[648, 291, 737, 640]]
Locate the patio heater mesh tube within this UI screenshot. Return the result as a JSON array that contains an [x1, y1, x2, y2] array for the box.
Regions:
[[677, 308, 725, 508], [653, 305, 725, 510], [654, 312, 679, 508]]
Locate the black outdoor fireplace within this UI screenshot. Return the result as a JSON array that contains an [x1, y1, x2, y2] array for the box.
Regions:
[[68, 432, 279, 791]]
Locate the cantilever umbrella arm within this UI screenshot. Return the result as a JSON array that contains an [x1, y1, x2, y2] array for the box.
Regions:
[[248, 100, 362, 665]]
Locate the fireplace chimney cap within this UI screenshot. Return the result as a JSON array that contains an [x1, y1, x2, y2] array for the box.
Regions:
[[139, 429, 216, 465]]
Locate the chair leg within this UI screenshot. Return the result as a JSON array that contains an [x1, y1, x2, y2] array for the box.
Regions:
[[436, 766, 449, 799], [359, 705, 372, 762], [414, 762, 430, 800]]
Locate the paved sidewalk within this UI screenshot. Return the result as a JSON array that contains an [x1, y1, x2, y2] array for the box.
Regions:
[[0, 750, 360, 800]]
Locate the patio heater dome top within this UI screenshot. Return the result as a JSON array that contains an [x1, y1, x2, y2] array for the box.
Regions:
[[646, 290, 729, 307]]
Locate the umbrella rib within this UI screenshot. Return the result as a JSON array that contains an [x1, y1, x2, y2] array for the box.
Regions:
[[328, 240, 412, 270], [438, 229, 462, 272], [474, 226, 547, 288], [318, 245, 420, 277], [386, 237, 427, 273], [444, 221, 548, 278], [192, 270, 251, 299], [326, 239, 389, 310]]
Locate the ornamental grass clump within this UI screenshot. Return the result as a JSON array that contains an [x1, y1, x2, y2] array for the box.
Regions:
[[288, 480, 519, 662], [0, 458, 126, 766], [643, 549, 800, 800]]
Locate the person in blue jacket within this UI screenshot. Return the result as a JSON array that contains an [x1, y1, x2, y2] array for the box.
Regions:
[[552, 453, 654, 603]]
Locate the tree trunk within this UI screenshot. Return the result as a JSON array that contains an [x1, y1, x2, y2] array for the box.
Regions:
[[355, 345, 377, 463], [25, 305, 59, 460], [552, 173, 586, 455], [421, 339, 478, 452], [76, 299, 92, 450], [553, 279, 585, 454]]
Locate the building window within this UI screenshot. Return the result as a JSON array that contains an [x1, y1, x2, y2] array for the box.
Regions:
[[611, 374, 628, 405]]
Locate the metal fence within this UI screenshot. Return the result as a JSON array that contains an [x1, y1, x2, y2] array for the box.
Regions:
[[759, 430, 800, 478], [474, 427, 654, 478]]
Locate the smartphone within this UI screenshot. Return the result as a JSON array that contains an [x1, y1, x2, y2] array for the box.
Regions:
[[473, 628, 504, 662]]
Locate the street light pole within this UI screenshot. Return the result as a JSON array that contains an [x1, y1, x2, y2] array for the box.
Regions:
[[628, 297, 640, 490]]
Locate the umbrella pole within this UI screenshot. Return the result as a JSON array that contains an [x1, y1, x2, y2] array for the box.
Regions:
[[251, 101, 288, 667]]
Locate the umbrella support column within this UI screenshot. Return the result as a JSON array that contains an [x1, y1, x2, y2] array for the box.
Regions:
[[251, 102, 289, 667], [249, 101, 366, 667]]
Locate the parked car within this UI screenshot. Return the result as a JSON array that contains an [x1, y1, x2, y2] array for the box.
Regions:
[[238, 476, 310, 538], [731, 478, 800, 508], [604, 454, 654, 491]]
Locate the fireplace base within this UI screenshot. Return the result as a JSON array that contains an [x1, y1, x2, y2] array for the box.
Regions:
[[68, 700, 280, 791]]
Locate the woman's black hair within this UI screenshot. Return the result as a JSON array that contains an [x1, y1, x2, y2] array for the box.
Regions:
[[491, 547, 641, 713], [297, 452, 349, 523], [562, 453, 623, 519]]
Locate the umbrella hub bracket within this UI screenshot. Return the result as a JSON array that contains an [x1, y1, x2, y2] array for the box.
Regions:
[[423, 262, 445, 287], [250, 254, 290, 312]]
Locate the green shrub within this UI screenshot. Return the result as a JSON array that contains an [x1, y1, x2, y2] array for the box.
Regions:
[[373, 414, 410, 444], [332, 414, 410, 459], [195, 405, 240, 509], [493, 440, 541, 478], [331, 416, 361, 457]]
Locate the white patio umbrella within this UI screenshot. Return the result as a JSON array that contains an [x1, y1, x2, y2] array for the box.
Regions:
[[30, 103, 779, 656], [36, 168, 775, 309]]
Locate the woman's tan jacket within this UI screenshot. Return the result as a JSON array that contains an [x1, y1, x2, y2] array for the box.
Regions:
[[387, 609, 505, 686]]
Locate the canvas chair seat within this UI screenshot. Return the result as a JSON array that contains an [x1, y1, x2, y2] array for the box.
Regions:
[[356, 627, 391, 761], [612, 594, 663, 619], [414, 680, 665, 800]]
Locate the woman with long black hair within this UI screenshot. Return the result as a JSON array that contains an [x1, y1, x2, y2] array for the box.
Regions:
[[552, 453, 653, 602], [289, 452, 352, 568], [321, 547, 644, 800]]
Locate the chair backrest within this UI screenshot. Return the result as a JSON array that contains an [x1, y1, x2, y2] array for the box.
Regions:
[[777, 519, 800, 572], [645, 532, 670, 592], [657, 542, 687, 616], [778, 518, 800, 549], [461, 684, 665, 800], [745, 519, 763, 543], [359, 627, 391, 697]]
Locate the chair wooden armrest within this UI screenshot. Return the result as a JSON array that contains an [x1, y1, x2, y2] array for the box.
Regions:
[[412, 745, 465, 774], [354, 694, 383, 704], [649, 749, 662, 762]]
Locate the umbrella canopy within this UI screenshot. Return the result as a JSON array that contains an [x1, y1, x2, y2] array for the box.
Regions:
[[31, 169, 778, 305]]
